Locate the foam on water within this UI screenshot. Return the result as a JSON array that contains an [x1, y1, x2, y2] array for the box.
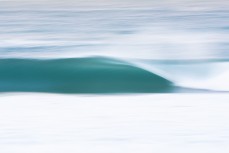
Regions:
[[1, 93, 229, 153], [132, 59, 229, 92]]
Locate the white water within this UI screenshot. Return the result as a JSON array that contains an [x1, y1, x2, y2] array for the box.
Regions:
[[132, 60, 229, 92], [1, 93, 229, 153]]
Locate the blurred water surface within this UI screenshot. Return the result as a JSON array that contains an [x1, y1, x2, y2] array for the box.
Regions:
[[0, 1, 228, 93], [0, 0, 229, 59]]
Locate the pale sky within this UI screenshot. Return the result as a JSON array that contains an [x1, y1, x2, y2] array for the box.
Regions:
[[0, 0, 228, 10]]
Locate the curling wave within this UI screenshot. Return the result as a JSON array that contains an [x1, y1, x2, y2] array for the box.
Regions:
[[0, 57, 173, 93]]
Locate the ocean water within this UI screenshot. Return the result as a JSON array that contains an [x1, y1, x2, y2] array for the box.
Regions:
[[0, 2, 229, 93], [0, 1, 229, 152]]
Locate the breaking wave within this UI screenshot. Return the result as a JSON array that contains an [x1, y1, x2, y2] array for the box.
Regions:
[[0, 56, 228, 93], [0, 57, 173, 93]]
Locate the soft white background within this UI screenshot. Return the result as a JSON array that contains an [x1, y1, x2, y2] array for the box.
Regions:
[[0, 93, 229, 153]]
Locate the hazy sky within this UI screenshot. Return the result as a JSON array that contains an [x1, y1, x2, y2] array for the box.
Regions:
[[0, 0, 228, 10]]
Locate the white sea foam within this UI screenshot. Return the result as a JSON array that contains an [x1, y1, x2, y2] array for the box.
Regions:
[[132, 60, 229, 91], [178, 70, 229, 91], [0, 93, 229, 153]]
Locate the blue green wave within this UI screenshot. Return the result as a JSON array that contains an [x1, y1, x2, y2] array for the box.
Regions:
[[0, 57, 173, 93]]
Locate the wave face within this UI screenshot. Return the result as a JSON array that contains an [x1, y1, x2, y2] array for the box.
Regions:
[[0, 57, 173, 93], [0, 8, 228, 93]]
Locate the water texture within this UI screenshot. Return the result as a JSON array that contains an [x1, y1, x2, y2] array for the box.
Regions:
[[0, 1, 228, 93]]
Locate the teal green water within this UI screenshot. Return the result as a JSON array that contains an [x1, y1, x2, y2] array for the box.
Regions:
[[0, 57, 173, 93]]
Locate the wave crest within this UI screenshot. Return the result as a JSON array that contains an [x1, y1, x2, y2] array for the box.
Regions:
[[0, 57, 172, 93]]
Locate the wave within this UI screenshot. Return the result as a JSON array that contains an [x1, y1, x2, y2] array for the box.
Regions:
[[0, 56, 228, 93], [131, 59, 229, 92], [0, 57, 173, 93]]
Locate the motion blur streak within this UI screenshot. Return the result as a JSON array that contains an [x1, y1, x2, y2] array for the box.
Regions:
[[1, 1, 229, 153]]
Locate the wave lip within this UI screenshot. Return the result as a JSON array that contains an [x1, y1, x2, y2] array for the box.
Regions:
[[0, 57, 173, 93]]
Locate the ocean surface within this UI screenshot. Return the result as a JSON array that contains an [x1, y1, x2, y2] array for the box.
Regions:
[[0, 5, 229, 93], [0, 1, 229, 153]]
